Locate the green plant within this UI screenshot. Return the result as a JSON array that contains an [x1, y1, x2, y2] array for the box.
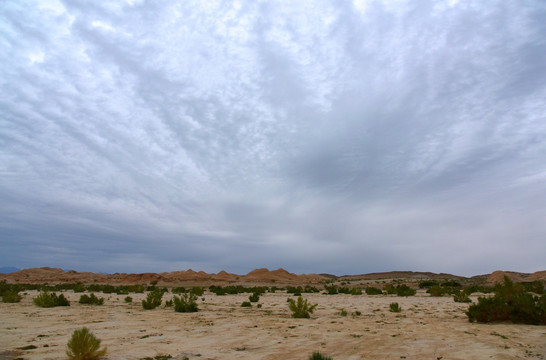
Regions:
[[389, 302, 401, 313], [466, 276, 546, 325], [249, 293, 260, 302], [124, 296, 133, 303], [142, 289, 163, 310], [309, 351, 333, 360], [241, 301, 252, 307], [79, 293, 104, 305], [164, 299, 173, 307], [340, 309, 348, 316], [66, 327, 107, 360], [453, 291, 472, 303], [365, 287, 383, 295], [33, 292, 70, 307], [288, 296, 318, 318], [2, 290, 22, 303], [173, 293, 198, 312]]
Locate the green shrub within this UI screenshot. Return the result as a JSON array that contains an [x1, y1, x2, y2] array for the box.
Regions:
[[164, 299, 173, 307], [124, 296, 133, 303], [309, 351, 333, 360], [340, 309, 348, 316], [418, 280, 439, 288], [428, 285, 445, 297], [190, 287, 204, 296], [453, 291, 471, 303], [66, 327, 107, 360], [389, 302, 401, 313], [288, 296, 318, 318], [324, 285, 338, 295], [241, 301, 252, 307], [142, 289, 163, 310], [365, 287, 383, 295], [2, 290, 22, 303], [466, 276, 546, 325], [79, 293, 104, 305], [350, 288, 362, 295], [33, 292, 70, 307], [173, 293, 198, 313], [394, 285, 416, 297], [249, 293, 260, 302]]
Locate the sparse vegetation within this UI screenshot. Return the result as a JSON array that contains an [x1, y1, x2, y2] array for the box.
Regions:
[[288, 296, 318, 318], [365, 287, 383, 295], [249, 293, 260, 302], [79, 293, 104, 305], [389, 302, 402, 313], [241, 301, 252, 307], [453, 291, 472, 303], [2, 290, 22, 303], [33, 292, 70, 307], [124, 296, 133, 303], [142, 289, 164, 310], [66, 327, 107, 360], [173, 293, 198, 313], [466, 276, 546, 325], [309, 351, 333, 360]]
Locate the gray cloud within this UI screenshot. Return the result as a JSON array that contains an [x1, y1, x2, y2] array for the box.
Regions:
[[1, 0, 545, 276]]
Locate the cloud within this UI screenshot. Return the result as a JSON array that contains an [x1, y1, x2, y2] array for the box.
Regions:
[[1, 0, 545, 276]]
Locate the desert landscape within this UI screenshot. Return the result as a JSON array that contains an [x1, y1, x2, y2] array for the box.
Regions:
[[1, 268, 545, 360]]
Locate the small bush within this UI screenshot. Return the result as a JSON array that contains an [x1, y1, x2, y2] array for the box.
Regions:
[[124, 296, 133, 303], [249, 293, 260, 302], [241, 301, 252, 307], [389, 302, 401, 313], [340, 309, 348, 316], [365, 287, 383, 295], [173, 293, 198, 313], [453, 291, 472, 303], [164, 299, 173, 307], [324, 285, 338, 295], [66, 327, 107, 360], [309, 351, 333, 360], [2, 290, 22, 303], [79, 293, 104, 305], [350, 288, 363, 295], [142, 289, 163, 310], [394, 285, 416, 297], [33, 292, 70, 307], [288, 296, 318, 318]]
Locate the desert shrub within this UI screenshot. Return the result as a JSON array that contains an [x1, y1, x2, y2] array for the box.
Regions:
[[350, 288, 363, 295], [190, 287, 204, 296], [142, 289, 163, 310], [324, 285, 338, 295], [66, 327, 107, 360], [2, 290, 22, 303], [338, 287, 351, 294], [441, 280, 461, 288], [340, 309, 348, 316], [521, 281, 544, 294], [249, 293, 260, 302], [365, 287, 383, 295], [428, 285, 445, 297], [389, 302, 401, 313], [164, 299, 173, 307], [73, 284, 86, 293], [288, 296, 318, 318], [241, 301, 252, 307], [453, 291, 472, 303], [173, 293, 198, 313], [418, 280, 439, 288], [466, 276, 546, 325], [33, 292, 70, 307], [394, 285, 416, 297], [172, 287, 186, 294], [384, 284, 396, 294], [79, 293, 104, 305], [124, 296, 133, 303], [309, 351, 333, 360]]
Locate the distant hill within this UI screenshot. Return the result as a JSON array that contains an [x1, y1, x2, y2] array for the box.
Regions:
[[0, 267, 20, 274]]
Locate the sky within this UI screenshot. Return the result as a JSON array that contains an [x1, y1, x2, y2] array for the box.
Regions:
[[1, 0, 545, 277]]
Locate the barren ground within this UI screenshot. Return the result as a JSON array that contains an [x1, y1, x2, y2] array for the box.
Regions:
[[1, 290, 545, 360]]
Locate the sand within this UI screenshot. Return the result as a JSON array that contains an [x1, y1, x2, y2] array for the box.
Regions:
[[1, 290, 545, 360]]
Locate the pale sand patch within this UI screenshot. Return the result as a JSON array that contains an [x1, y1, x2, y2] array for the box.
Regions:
[[1, 290, 544, 359]]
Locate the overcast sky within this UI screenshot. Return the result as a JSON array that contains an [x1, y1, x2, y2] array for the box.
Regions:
[[1, 0, 545, 276]]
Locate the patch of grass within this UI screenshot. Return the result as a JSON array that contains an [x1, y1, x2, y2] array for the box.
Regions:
[[66, 327, 107, 360], [389, 302, 402, 313], [309, 351, 333, 360], [288, 296, 318, 318]]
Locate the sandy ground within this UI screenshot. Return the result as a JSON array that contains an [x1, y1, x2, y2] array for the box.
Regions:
[[1, 290, 544, 360]]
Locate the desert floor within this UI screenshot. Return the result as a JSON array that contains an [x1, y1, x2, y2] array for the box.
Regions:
[[1, 290, 544, 360]]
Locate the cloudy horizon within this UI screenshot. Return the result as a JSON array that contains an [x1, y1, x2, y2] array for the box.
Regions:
[[1, 0, 545, 277]]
